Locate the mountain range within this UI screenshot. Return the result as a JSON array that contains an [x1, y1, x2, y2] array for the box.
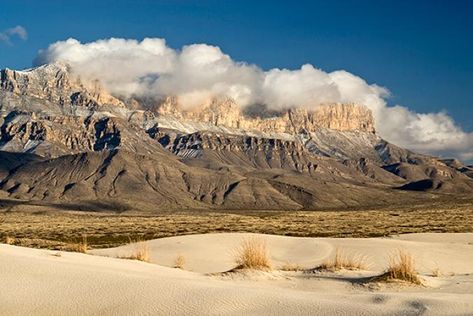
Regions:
[[1, 62, 472, 212]]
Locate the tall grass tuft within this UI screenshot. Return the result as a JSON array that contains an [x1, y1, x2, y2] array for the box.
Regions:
[[234, 237, 271, 270], [384, 250, 422, 285]]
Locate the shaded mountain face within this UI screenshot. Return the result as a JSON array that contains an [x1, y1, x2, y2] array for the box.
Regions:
[[0, 63, 472, 212]]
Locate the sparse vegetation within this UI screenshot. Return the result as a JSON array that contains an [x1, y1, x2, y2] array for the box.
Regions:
[[174, 254, 186, 269], [280, 262, 304, 271], [317, 248, 368, 271], [120, 241, 150, 262], [0, 203, 472, 250], [4, 235, 15, 245], [382, 250, 422, 285], [69, 235, 88, 253], [234, 237, 271, 270]]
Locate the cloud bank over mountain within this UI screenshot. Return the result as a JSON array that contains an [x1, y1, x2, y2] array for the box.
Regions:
[[34, 38, 473, 161]]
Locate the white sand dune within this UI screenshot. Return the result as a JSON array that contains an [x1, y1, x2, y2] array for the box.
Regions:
[[91, 233, 473, 274], [2, 233, 473, 315]]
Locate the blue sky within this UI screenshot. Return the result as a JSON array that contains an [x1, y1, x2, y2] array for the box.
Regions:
[[1, 0, 472, 135]]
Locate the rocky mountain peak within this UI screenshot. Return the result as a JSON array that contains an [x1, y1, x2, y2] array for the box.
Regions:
[[0, 62, 125, 110]]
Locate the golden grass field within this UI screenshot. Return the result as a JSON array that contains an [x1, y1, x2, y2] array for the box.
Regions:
[[1, 199, 472, 250]]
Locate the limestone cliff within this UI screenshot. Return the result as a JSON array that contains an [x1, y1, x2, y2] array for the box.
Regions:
[[156, 96, 376, 135]]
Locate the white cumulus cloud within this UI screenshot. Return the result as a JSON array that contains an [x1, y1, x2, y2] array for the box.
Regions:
[[34, 37, 473, 161]]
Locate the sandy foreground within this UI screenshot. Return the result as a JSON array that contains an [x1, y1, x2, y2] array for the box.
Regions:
[[1, 233, 473, 315]]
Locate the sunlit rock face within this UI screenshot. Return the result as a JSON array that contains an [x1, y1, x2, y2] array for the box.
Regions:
[[156, 95, 376, 134]]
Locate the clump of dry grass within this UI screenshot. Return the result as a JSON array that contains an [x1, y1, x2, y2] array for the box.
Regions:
[[69, 235, 88, 253], [174, 254, 186, 269], [431, 267, 441, 277], [280, 262, 304, 272], [382, 250, 422, 285], [4, 236, 15, 245], [234, 237, 271, 270], [120, 241, 150, 262], [317, 248, 368, 271]]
